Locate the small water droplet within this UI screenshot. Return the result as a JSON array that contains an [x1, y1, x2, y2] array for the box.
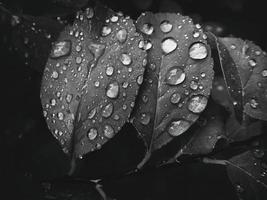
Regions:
[[193, 31, 200, 38], [76, 56, 82, 64], [190, 81, 198, 90], [250, 98, 259, 109], [66, 94, 73, 103], [122, 82, 129, 88], [137, 75, 143, 85], [236, 184, 244, 193], [88, 128, 98, 140], [106, 82, 119, 99], [43, 110, 47, 117], [50, 40, 71, 58], [116, 29, 127, 43], [110, 15, 119, 22], [230, 44, 236, 49], [141, 23, 154, 35], [248, 59, 257, 67], [253, 148, 264, 158], [106, 66, 114, 76], [85, 7, 94, 19], [52, 71, 59, 79], [57, 112, 64, 120], [120, 53, 132, 66], [170, 92, 181, 104], [104, 125, 114, 138], [160, 20, 173, 33], [75, 45, 82, 52], [189, 42, 208, 60], [188, 95, 208, 113], [102, 103, 114, 118], [102, 26, 111, 36], [88, 108, 97, 119], [142, 95, 148, 103], [161, 37, 178, 54], [261, 69, 267, 77], [168, 120, 190, 137], [94, 81, 100, 87], [165, 67, 186, 85], [140, 113, 150, 125], [50, 99, 56, 106]]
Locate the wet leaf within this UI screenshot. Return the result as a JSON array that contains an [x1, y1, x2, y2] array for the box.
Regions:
[[0, 5, 65, 73], [208, 33, 267, 121], [40, 5, 146, 160], [226, 149, 267, 200], [132, 12, 214, 167]]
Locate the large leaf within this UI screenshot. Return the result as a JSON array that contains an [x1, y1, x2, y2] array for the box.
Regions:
[[208, 33, 267, 121], [40, 5, 147, 160], [132, 12, 214, 167], [226, 148, 267, 200]]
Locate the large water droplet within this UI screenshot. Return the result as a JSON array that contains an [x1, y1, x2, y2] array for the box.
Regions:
[[88, 43, 106, 60], [189, 42, 208, 60], [106, 82, 119, 99], [160, 20, 173, 33], [188, 95, 208, 113], [165, 67, 186, 85], [50, 40, 71, 58], [170, 92, 181, 104], [106, 66, 114, 76], [141, 23, 154, 35], [161, 38, 178, 54], [102, 102, 114, 118], [116, 29, 127, 43], [104, 125, 114, 138], [120, 53, 132, 66], [168, 120, 190, 137], [88, 128, 98, 140], [102, 26, 112, 36], [140, 113, 150, 125]]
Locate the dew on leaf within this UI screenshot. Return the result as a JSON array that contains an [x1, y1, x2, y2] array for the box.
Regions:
[[85, 7, 94, 19], [140, 113, 151, 125], [189, 42, 208, 60], [102, 102, 114, 118], [141, 23, 154, 35], [170, 92, 181, 104], [50, 40, 71, 58], [88, 107, 97, 119], [57, 112, 64, 120], [160, 20, 173, 33], [104, 125, 115, 138], [261, 69, 267, 77], [106, 66, 114, 76], [51, 71, 59, 79], [101, 26, 112, 36], [161, 37, 178, 54], [51, 99, 56, 106], [250, 98, 259, 109], [168, 120, 190, 137], [88, 43, 106, 60], [253, 149, 264, 158], [120, 53, 132, 66], [87, 128, 98, 140], [137, 75, 144, 85], [188, 95, 208, 113], [116, 29, 127, 43], [248, 59, 257, 67], [165, 67, 186, 85], [110, 15, 119, 22], [66, 94, 73, 103], [106, 82, 119, 99]]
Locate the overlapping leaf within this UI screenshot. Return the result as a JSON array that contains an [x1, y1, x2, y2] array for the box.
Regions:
[[40, 5, 147, 159], [208, 33, 267, 122], [132, 12, 214, 166]]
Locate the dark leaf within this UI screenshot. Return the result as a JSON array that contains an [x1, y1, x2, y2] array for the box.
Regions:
[[226, 149, 267, 200], [40, 5, 146, 161], [132, 12, 214, 167]]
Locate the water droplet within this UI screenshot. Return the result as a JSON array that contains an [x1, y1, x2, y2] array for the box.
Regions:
[[141, 23, 154, 35], [76, 56, 82, 64], [116, 29, 127, 43], [52, 71, 59, 79], [248, 59, 257, 67], [230, 44, 236, 49], [253, 148, 264, 158], [57, 112, 64, 120], [161, 38, 178, 54], [106, 66, 114, 76], [94, 81, 100, 87], [188, 95, 208, 113], [250, 98, 259, 109], [88, 43, 106, 60], [50, 99, 56, 106], [88, 108, 97, 119], [193, 31, 200, 38], [137, 75, 143, 85], [261, 69, 267, 77], [43, 110, 47, 117], [88, 128, 98, 140], [142, 95, 148, 103], [190, 81, 198, 90], [102, 26, 111, 36], [75, 45, 82, 52], [11, 15, 20, 26], [50, 40, 71, 58], [168, 120, 190, 137], [106, 82, 119, 99], [102, 103, 114, 118], [122, 82, 129, 88], [236, 184, 244, 193], [189, 42, 208, 60], [104, 125, 115, 138], [66, 94, 73, 103], [165, 67, 186, 85], [160, 20, 173, 33], [120, 53, 132, 66], [140, 113, 150, 125], [170, 92, 181, 104], [110, 15, 119, 22]]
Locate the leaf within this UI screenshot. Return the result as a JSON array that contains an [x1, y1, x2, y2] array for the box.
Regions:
[[40, 5, 147, 160], [226, 149, 267, 200], [132, 12, 214, 167], [208, 33, 267, 121], [0, 5, 65, 73]]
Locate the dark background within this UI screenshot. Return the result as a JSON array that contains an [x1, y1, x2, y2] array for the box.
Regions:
[[0, 0, 266, 199]]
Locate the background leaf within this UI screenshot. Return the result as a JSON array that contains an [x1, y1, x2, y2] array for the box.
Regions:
[[132, 12, 214, 167]]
